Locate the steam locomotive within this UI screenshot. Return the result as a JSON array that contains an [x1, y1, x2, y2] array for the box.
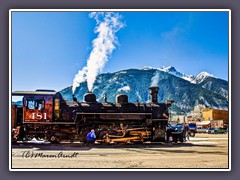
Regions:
[[11, 87, 174, 144]]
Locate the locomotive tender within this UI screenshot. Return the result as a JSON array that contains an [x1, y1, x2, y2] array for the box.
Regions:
[[11, 87, 174, 144]]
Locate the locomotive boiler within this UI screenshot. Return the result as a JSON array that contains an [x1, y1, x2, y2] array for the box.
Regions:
[[11, 87, 174, 144]]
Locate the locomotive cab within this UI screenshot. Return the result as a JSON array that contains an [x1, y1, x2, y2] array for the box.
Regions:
[[12, 90, 66, 142], [12, 90, 62, 124]]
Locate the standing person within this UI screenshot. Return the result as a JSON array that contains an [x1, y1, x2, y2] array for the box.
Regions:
[[86, 129, 96, 146], [183, 123, 190, 141]]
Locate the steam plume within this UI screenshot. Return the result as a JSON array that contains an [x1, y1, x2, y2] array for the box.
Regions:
[[72, 12, 125, 93], [150, 71, 160, 87]]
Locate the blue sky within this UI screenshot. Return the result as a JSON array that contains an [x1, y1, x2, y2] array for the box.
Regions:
[[12, 11, 229, 93]]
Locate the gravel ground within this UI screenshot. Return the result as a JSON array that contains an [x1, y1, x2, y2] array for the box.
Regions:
[[11, 133, 229, 169]]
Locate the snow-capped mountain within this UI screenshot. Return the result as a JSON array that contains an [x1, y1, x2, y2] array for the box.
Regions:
[[141, 66, 221, 84], [140, 66, 228, 99], [158, 66, 195, 82], [195, 75, 228, 99], [191, 71, 216, 84], [142, 66, 199, 82], [60, 67, 228, 114], [142, 66, 221, 84]]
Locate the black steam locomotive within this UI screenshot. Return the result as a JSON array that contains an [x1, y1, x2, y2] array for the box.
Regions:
[[11, 87, 174, 144]]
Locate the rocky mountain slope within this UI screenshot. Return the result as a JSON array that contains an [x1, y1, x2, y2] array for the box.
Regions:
[[60, 67, 228, 114]]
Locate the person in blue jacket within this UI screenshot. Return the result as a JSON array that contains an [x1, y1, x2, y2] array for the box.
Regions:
[[86, 129, 96, 146]]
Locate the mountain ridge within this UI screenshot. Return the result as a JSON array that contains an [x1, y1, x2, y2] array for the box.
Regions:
[[60, 67, 228, 114], [140, 66, 223, 83]]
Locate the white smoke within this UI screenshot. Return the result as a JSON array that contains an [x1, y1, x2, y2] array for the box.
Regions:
[[150, 71, 160, 87], [72, 12, 125, 93]]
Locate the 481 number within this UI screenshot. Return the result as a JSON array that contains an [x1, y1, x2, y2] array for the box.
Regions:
[[30, 112, 47, 120]]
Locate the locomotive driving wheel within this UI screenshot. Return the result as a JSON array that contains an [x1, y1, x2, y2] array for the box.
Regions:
[[98, 130, 110, 141], [49, 135, 61, 144]]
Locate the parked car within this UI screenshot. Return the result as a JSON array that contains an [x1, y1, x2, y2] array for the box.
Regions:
[[207, 128, 216, 134], [207, 127, 228, 134], [188, 122, 196, 137], [214, 127, 228, 134], [196, 126, 208, 133], [166, 123, 185, 143]]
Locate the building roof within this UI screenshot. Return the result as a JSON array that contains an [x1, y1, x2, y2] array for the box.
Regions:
[[12, 90, 57, 96], [202, 108, 213, 112], [196, 121, 211, 125], [202, 108, 228, 112]]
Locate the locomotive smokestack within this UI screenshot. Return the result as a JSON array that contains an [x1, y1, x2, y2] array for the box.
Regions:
[[149, 86, 159, 103], [72, 94, 77, 102], [84, 92, 96, 103]]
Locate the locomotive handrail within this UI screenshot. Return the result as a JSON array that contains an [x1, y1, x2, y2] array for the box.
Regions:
[[152, 119, 169, 121], [22, 121, 76, 124], [76, 112, 152, 115]]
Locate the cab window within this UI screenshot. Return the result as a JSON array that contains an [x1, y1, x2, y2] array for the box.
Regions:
[[26, 99, 45, 110], [27, 100, 35, 109]]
